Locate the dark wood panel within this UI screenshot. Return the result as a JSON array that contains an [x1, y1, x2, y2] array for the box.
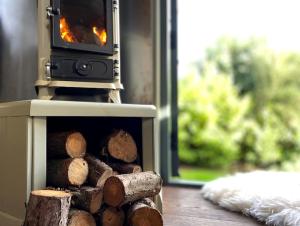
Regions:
[[162, 186, 263, 226]]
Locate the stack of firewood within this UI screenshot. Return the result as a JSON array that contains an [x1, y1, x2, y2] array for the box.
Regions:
[[23, 130, 163, 226]]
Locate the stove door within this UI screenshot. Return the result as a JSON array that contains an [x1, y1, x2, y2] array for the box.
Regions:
[[51, 0, 113, 55]]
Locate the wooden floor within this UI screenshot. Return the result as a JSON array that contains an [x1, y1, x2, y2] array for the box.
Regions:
[[162, 186, 264, 226]]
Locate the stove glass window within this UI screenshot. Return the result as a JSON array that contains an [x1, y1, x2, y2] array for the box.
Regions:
[[60, 0, 107, 47]]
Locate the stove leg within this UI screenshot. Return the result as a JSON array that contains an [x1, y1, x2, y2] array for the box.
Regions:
[[37, 87, 55, 100], [108, 90, 121, 103]]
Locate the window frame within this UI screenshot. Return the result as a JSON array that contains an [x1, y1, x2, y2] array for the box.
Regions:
[[159, 0, 203, 187]]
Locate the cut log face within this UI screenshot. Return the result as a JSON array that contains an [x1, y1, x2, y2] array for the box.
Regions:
[[96, 206, 125, 226], [110, 163, 142, 174], [68, 209, 96, 226], [85, 154, 113, 188], [70, 186, 103, 214], [127, 198, 163, 226], [106, 130, 138, 163], [48, 131, 87, 158], [47, 158, 88, 187], [103, 171, 162, 207], [23, 190, 72, 226]]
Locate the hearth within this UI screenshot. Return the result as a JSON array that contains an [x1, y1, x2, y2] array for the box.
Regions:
[[0, 100, 162, 226]]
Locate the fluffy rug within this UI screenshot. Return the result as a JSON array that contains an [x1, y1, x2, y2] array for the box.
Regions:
[[201, 171, 300, 226]]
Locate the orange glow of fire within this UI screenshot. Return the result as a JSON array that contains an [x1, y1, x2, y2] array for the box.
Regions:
[[93, 27, 107, 45], [60, 17, 76, 43]]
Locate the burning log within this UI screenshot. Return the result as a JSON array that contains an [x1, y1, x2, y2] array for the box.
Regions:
[[127, 198, 163, 226], [70, 186, 103, 214], [47, 158, 88, 187], [95, 206, 125, 226], [85, 154, 113, 188], [103, 171, 162, 207], [102, 130, 138, 163], [110, 163, 142, 174], [67, 209, 96, 226], [48, 131, 86, 158], [23, 190, 72, 226]]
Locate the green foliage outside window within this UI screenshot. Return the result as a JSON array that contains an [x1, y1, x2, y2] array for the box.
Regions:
[[179, 37, 300, 172]]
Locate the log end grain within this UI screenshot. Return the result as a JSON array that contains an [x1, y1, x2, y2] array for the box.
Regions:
[[89, 188, 103, 214], [103, 176, 125, 207], [129, 206, 163, 226], [32, 190, 72, 198], [68, 158, 89, 186], [102, 207, 125, 226], [66, 132, 87, 158], [128, 198, 163, 226], [107, 130, 137, 163], [68, 209, 96, 226]]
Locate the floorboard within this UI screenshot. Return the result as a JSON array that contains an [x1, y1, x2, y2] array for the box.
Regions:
[[162, 186, 264, 226]]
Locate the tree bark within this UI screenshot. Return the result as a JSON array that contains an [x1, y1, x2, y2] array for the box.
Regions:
[[67, 209, 96, 226], [103, 171, 162, 207], [85, 154, 113, 188], [110, 163, 142, 174], [95, 206, 125, 226], [127, 198, 163, 226], [47, 158, 88, 187], [48, 131, 87, 158], [102, 130, 138, 163], [69, 186, 103, 214], [23, 190, 72, 226]]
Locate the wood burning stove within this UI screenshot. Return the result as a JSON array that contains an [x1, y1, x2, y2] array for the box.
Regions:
[[37, 0, 122, 102], [0, 0, 122, 102]]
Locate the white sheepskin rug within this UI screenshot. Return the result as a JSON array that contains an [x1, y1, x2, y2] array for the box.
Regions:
[[201, 171, 300, 226]]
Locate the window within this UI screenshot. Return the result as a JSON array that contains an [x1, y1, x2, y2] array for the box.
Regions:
[[161, 0, 300, 186]]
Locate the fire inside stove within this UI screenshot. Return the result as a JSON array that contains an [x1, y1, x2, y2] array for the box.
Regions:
[[60, 17, 107, 46], [60, 17, 77, 43], [59, 0, 108, 47]]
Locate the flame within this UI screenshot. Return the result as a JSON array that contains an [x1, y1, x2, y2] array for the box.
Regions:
[[60, 17, 76, 43], [93, 27, 107, 45]]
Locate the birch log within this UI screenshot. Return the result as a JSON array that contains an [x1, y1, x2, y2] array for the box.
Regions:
[[85, 154, 113, 188], [70, 186, 103, 214], [103, 171, 162, 207], [23, 190, 71, 226]]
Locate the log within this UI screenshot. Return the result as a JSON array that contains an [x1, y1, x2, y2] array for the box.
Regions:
[[112, 171, 119, 176], [85, 154, 113, 188], [95, 206, 125, 226], [110, 163, 142, 174], [103, 171, 162, 207], [70, 186, 103, 214], [47, 158, 88, 187], [127, 198, 163, 226], [68, 209, 96, 226], [103, 130, 138, 163], [48, 131, 87, 158], [23, 190, 72, 226]]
